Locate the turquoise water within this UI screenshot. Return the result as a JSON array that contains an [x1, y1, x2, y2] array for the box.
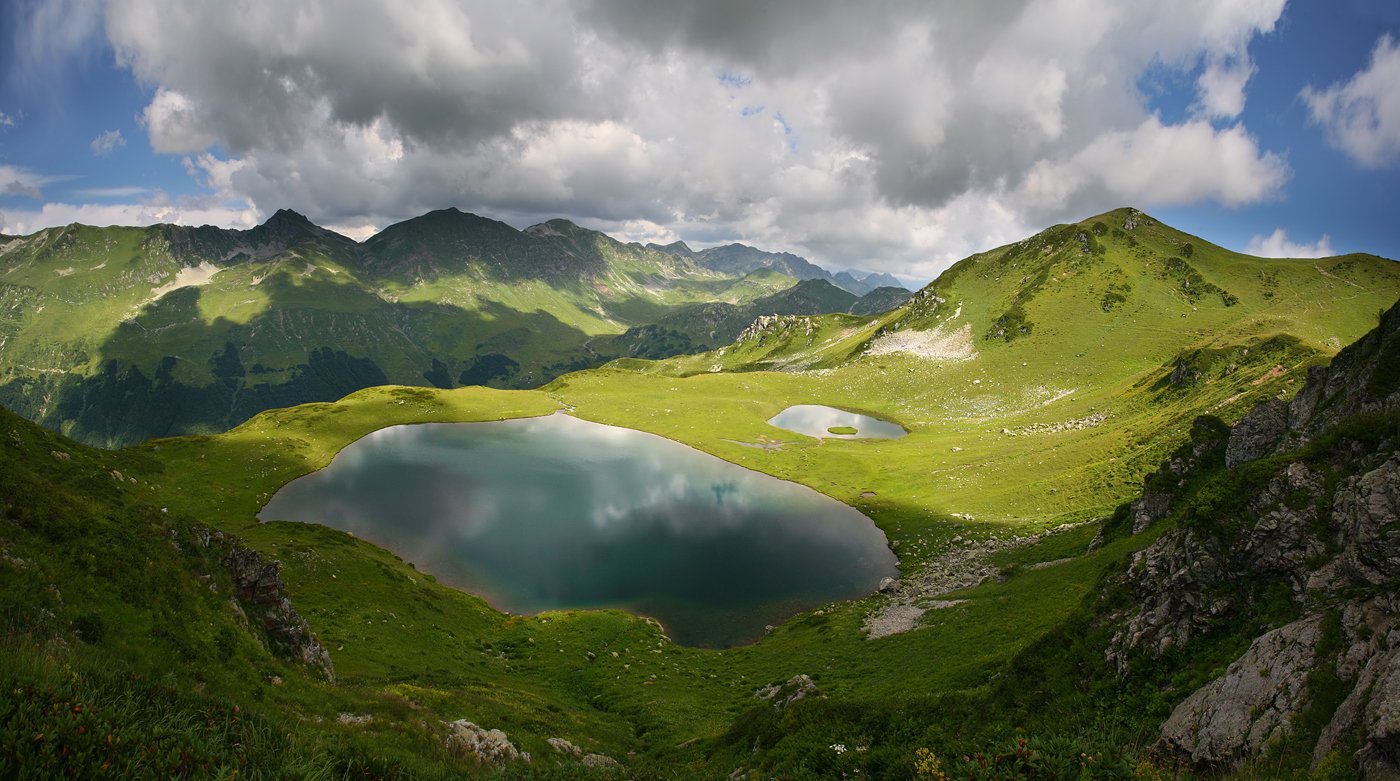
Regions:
[[258, 414, 897, 647], [767, 404, 907, 439]]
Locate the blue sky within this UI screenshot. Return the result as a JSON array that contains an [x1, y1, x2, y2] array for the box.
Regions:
[[1152, 0, 1400, 261], [1, 0, 1397, 281]]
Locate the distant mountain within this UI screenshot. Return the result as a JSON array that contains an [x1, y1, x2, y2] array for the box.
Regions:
[[857, 270, 907, 290], [645, 240, 696, 258], [649, 239, 909, 296], [0, 209, 854, 447], [604, 278, 858, 358], [848, 285, 914, 315], [829, 270, 906, 296], [693, 243, 835, 284], [831, 271, 872, 295]]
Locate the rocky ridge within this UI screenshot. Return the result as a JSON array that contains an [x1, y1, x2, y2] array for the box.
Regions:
[[224, 545, 336, 681], [1102, 301, 1400, 777]]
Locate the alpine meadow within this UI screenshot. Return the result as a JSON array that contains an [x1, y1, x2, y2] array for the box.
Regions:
[[2, 2, 1399, 780]]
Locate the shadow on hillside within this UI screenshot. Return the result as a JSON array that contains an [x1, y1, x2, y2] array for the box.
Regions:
[[0, 273, 617, 448]]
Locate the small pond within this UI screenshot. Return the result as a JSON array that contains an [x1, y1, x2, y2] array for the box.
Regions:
[[767, 404, 907, 440], [258, 414, 897, 647]]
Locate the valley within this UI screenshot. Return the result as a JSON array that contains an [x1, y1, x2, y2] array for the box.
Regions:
[[2, 205, 1397, 778]]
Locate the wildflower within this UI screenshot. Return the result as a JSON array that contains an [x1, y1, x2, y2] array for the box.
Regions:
[[830, 743, 847, 754]]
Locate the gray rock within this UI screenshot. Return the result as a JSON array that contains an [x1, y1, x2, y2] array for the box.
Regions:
[[444, 720, 529, 765], [755, 674, 819, 710], [1225, 398, 1289, 467], [224, 546, 334, 681], [1159, 614, 1323, 768], [1315, 598, 1400, 779], [582, 753, 620, 768], [1335, 458, 1400, 587], [547, 737, 582, 756], [1106, 303, 1400, 774]]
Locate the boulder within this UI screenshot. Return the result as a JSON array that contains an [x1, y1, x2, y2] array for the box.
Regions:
[[755, 674, 819, 710], [444, 720, 528, 765], [547, 737, 582, 756], [1158, 615, 1323, 767]]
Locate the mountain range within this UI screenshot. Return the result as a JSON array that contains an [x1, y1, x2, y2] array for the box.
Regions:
[[647, 238, 909, 295], [0, 208, 906, 446]]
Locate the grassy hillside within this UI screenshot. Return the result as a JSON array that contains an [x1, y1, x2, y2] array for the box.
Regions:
[[3, 207, 1396, 778], [551, 208, 1400, 533], [0, 209, 810, 447]]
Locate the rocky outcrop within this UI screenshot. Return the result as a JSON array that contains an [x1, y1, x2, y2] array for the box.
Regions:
[[224, 546, 335, 681], [755, 674, 820, 710], [1128, 416, 1229, 534], [1225, 398, 1289, 467], [1103, 300, 1400, 777], [444, 720, 529, 765], [1159, 615, 1323, 766]]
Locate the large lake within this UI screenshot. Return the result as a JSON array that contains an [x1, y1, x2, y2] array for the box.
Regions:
[[259, 414, 897, 647]]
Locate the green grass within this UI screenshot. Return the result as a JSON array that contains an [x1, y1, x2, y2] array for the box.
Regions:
[[3, 207, 1396, 776]]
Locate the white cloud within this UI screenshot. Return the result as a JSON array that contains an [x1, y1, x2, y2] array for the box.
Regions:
[[0, 111, 15, 128], [72, 185, 150, 198], [90, 128, 126, 156], [1302, 34, 1400, 168], [1197, 56, 1255, 119], [142, 88, 215, 154], [1022, 116, 1287, 210], [0, 197, 258, 235], [1244, 228, 1334, 258], [0, 164, 63, 200], [77, 0, 1291, 276]]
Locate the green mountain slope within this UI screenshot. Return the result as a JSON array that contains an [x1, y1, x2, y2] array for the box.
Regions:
[[6, 301, 1393, 780], [849, 285, 914, 315], [2, 208, 1397, 779], [603, 278, 862, 358], [551, 207, 1400, 532], [0, 210, 818, 447]]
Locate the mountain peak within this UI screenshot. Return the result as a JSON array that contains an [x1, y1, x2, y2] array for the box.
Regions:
[[265, 208, 314, 227]]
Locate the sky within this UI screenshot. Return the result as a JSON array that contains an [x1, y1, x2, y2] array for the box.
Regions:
[[0, 0, 1397, 284]]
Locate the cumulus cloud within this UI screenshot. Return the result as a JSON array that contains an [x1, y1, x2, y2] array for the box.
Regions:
[[77, 0, 1296, 274], [1244, 228, 1335, 258], [90, 128, 126, 156], [1019, 117, 1287, 211], [1197, 56, 1256, 119], [0, 196, 258, 235], [1302, 34, 1400, 168]]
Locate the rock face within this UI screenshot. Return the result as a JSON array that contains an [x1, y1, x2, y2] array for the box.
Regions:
[[1225, 398, 1289, 467], [444, 720, 529, 765], [1159, 615, 1323, 766], [1104, 301, 1400, 777], [224, 546, 335, 681]]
